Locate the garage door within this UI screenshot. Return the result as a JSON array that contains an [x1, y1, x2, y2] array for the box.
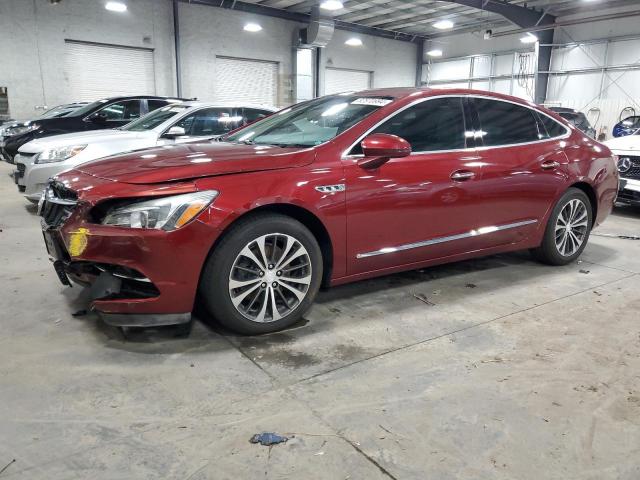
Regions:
[[325, 68, 372, 95], [64, 40, 156, 102], [214, 56, 278, 106]]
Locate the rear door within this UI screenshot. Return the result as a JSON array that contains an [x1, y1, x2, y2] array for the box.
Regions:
[[469, 97, 569, 241]]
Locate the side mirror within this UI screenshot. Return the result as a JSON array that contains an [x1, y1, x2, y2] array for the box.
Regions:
[[163, 126, 186, 138], [358, 133, 411, 169]]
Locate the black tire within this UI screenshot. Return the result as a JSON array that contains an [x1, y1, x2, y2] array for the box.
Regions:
[[199, 213, 323, 335], [532, 187, 593, 265]]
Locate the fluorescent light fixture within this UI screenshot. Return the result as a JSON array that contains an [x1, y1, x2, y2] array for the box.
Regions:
[[105, 1, 127, 12], [345, 37, 363, 46], [433, 19, 454, 30], [427, 49, 443, 57], [520, 33, 538, 43], [243, 22, 262, 32], [320, 0, 343, 10]]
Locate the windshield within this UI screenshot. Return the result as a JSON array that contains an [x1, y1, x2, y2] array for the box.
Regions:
[[224, 95, 394, 147], [69, 99, 111, 117], [123, 104, 189, 131], [40, 104, 82, 119]]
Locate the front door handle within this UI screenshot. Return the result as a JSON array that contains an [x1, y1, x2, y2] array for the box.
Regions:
[[450, 170, 475, 181], [541, 160, 560, 170]]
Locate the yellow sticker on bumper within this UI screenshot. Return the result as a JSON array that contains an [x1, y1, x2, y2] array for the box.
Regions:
[[67, 227, 90, 257]]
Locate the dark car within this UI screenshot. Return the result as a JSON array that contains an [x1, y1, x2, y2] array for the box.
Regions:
[[40, 88, 617, 335], [0, 102, 88, 161], [612, 115, 640, 138], [1, 96, 184, 162], [549, 107, 596, 139]]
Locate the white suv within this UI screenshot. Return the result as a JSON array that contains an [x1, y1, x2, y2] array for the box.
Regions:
[[14, 102, 276, 202], [605, 131, 640, 206]]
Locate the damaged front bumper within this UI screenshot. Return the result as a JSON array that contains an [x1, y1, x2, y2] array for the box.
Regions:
[[39, 182, 217, 328]]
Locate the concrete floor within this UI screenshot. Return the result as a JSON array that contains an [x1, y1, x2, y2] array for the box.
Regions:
[[0, 160, 639, 479]]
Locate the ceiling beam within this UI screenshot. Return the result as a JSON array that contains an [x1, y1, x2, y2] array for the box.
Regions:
[[437, 0, 555, 29], [178, 0, 425, 42]]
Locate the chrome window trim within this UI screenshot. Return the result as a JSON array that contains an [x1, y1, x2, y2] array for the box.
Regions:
[[356, 219, 538, 259], [342, 94, 571, 160]]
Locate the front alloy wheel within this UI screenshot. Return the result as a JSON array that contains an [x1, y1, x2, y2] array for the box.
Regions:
[[229, 234, 312, 323], [200, 214, 322, 335]]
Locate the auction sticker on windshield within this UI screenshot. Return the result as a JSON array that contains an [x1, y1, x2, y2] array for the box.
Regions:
[[351, 98, 393, 106]]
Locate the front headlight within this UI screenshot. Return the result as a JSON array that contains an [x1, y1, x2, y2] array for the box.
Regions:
[[102, 190, 219, 231], [35, 144, 87, 164], [5, 123, 40, 137]]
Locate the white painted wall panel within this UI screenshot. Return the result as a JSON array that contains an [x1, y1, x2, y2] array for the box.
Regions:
[[607, 39, 640, 66], [429, 58, 471, 81], [472, 56, 492, 77], [550, 43, 607, 71]]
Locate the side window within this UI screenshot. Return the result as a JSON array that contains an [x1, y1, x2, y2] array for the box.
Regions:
[[243, 108, 270, 125], [363, 97, 467, 153], [474, 99, 542, 146], [172, 108, 236, 136], [148, 100, 170, 112], [98, 100, 141, 121], [538, 112, 568, 139]]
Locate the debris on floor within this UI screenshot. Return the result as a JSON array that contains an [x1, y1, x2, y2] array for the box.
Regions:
[[413, 293, 435, 306], [592, 232, 640, 240], [0, 459, 16, 476], [579, 269, 590, 274], [71, 309, 88, 317], [249, 432, 290, 446], [465, 283, 477, 288]]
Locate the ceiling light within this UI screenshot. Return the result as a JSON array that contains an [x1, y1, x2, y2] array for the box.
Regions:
[[427, 49, 443, 57], [320, 0, 343, 10], [243, 23, 262, 32], [520, 33, 538, 44], [345, 37, 363, 46], [105, 1, 127, 12], [433, 19, 454, 30]]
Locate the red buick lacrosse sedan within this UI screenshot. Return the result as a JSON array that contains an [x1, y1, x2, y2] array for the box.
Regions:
[[39, 88, 618, 334]]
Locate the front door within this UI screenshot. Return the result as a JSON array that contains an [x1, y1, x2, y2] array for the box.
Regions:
[[344, 96, 490, 276]]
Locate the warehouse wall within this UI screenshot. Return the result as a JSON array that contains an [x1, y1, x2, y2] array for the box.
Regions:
[[0, 0, 176, 120], [322, 29, 417, 93], [177, 3, 303, 107], [423, 7, 640, 138]]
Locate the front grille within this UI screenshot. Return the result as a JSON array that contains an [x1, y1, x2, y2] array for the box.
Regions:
[[16, 163, 25, 178], [618, 156, 640, 181], [40, 181, 78, 228]]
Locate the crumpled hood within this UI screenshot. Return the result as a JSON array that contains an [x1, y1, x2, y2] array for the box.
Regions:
[[604, 134, 640, 153], [19, 129, 148, 154], [75, 142, 315, 184]]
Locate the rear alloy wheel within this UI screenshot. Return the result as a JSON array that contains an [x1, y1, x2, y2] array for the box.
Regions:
[[200, 214, 322, 335], [532, 188, 593, 265]]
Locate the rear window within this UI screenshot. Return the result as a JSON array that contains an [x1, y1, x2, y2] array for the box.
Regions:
[[475, 98, 542, 146], [539, 113, 568, 138]]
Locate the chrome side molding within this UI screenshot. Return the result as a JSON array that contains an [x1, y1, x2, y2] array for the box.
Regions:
[[356, 219, 538, 259]]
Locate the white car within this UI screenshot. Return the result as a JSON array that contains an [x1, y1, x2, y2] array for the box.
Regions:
[[14, 102, 276, 202], [605, 132, 640, 206]]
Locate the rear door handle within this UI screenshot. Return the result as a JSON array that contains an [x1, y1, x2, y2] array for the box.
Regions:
[[541, 160, 560, 170], [450, 170, 475, 181]]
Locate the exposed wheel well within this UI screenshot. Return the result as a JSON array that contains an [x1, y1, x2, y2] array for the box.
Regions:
[[211, 204, 334, 287], [569, 182, 598, 222]]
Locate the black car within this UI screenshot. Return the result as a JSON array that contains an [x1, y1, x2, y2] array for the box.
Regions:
[[1, 96, 184, 163], [548, 107, 597, 139]]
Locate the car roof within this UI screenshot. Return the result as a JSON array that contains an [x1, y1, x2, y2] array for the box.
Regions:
[[175, 101, 278, 111], [332, 87, 542, 108]]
